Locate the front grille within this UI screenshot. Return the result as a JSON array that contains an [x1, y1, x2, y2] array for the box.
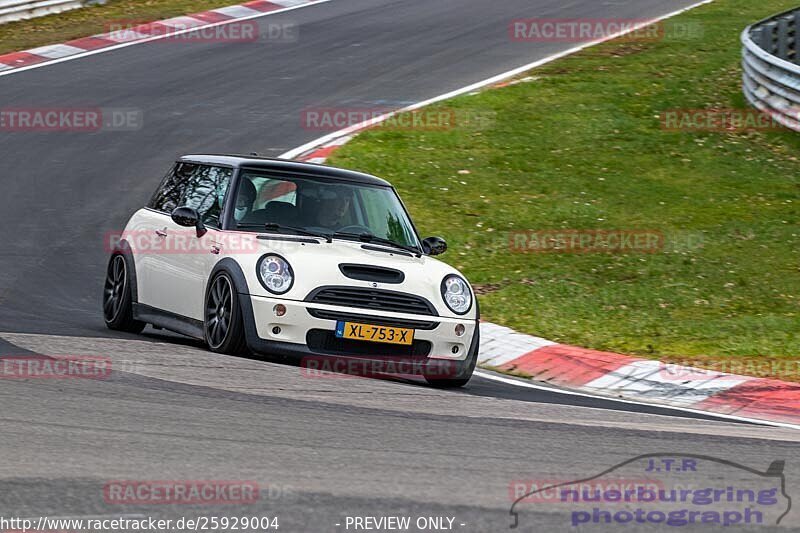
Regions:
[[305, 286, 437, 316], [307, 308, 439, 330], [306, 329, 432, 357]]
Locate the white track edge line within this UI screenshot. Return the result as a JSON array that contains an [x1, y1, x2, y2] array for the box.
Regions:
[[473, 371, 800, 431], [0, 0, 332, 78], [279, 0, 715, 159]]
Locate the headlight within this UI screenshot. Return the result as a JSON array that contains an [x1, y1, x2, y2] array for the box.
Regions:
[[441, 275, 472, 315], [257, 254, 294, 294]]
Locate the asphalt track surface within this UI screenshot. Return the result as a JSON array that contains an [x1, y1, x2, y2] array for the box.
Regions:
[[0, 0, 798, 530]]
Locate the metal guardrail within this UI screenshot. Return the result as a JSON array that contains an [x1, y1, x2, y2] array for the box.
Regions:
[[742, 7, 800, 131], [0, 0, 102, 24]]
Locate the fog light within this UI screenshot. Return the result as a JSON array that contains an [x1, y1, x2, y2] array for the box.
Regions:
[[451, 346, 459, 354], [272, 326, 281, 335], [273, 304, 286, 317], [454, 324, 465, 337]]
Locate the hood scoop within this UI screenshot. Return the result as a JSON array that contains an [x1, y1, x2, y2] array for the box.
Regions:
[[339, 264, 405, 284]]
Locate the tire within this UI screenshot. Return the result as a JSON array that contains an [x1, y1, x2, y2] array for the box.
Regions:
[[424, 327, 479, 388], [103, 254, 146, 333], [204, 272, 247, 355]]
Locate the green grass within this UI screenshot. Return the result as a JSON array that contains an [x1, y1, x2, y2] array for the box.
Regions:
[[328, 0, 800, 380], [0, 0, 259, 55]]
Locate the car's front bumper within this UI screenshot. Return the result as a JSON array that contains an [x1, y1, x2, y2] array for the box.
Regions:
[[244, 294, 476, 362]]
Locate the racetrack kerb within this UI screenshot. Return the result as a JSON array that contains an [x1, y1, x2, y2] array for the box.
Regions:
[[0, 0, 270, 55]]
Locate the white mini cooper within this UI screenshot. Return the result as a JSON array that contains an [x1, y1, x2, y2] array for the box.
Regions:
[[103, 155, 479, 387]]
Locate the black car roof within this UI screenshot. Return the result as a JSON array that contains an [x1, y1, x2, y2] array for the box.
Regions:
[[178, 154, 392, 187]]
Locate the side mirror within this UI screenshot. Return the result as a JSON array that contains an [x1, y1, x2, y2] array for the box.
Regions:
[[422, 236, 447, 256], [171, 206, 207, 238]]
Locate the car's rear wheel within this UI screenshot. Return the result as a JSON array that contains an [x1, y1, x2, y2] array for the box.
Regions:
[[103, 254, 145, 333], [205, 272, 247, 355]]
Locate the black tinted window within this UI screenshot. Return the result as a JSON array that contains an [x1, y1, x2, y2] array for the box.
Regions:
[[147, 165, 182, 212], [148, 163, 232, 226]]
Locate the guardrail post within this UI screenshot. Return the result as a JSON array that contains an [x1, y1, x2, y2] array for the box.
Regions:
[[750, 27, 764, 51], [777, 17, 791, 60], [764, 21, 778, 55], [793, 12, 800, 63]]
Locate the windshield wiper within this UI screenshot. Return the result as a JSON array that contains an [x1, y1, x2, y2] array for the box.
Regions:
[[265, 223, 333, 242], [237, 222, 332, 242], [333, 232, 421, 257]]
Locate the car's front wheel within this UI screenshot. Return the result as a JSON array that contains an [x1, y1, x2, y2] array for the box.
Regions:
[[424, 328, 479, 388], [103, 254, 146, 333], [204, 272, 247, 355]]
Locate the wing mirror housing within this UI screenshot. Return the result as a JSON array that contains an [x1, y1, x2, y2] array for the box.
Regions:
[[422, 236, 447, 256], [171, 206, 207, 237]]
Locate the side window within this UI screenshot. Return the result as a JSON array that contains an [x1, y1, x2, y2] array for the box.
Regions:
[[147, 164, 187, 213], [180, 165, 232, 227], [146, 163, 232, 227]]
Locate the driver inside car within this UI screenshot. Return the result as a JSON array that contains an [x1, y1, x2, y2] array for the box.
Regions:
[[233, 178, 257, 222], [310, 187, 352, 230]]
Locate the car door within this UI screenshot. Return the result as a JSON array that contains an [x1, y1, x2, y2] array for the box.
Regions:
[[157, 164, 233, 321], [134, 163, 185, 312]]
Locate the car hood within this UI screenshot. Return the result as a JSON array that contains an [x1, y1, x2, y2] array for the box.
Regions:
[[226, 234, 474, 319]]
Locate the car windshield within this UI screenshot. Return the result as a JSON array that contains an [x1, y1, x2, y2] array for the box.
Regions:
[[231, 171, 420, 248]]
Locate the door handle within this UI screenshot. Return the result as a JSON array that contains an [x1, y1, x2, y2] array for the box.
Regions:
[[155, 228, 167, 237]]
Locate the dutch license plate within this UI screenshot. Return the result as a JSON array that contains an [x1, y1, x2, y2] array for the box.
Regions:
[[335, 321, 414, 345]]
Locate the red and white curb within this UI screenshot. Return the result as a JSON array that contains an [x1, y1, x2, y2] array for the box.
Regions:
[[0, 0, 324, 75], [477, 324, 800, 427], [299, 134, 354, 164]]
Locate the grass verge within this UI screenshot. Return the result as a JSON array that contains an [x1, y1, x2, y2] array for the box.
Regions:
[[328, 0, 800, 381], [0, 0, 262, 55]]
